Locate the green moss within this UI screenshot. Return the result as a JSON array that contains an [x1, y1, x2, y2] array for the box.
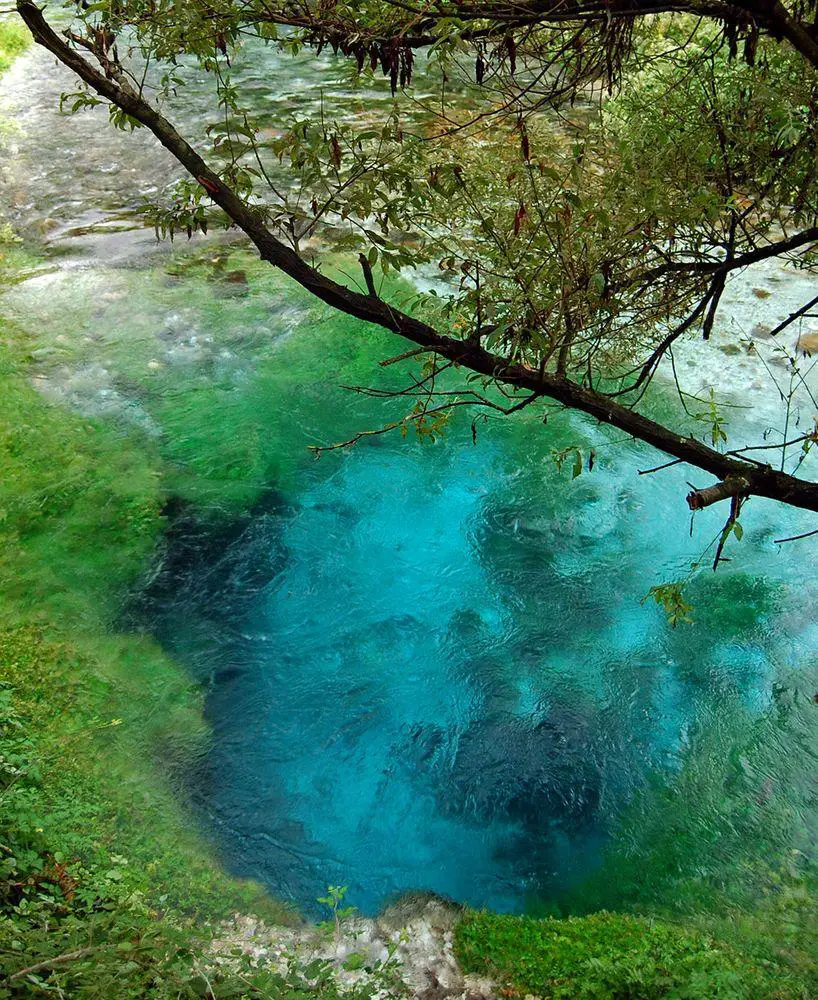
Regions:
[[0, 298, 293, 921], [454, 910, 807, 999], [0, 331, 162, 626]]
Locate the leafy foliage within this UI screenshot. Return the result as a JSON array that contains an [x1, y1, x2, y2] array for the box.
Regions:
[[643, 583, 695, 627], [454, 909, 808, 999], [0, 16, 29, 75]]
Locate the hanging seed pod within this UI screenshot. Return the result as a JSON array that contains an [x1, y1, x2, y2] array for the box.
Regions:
[[330, 135, 342, 169], [475, 49, 485, 85], [725, 21, 738, 58], [520, 124, 530, 162], [513, 202, 527, 235], [743, 25, 758, 66], [506, 35, 517, 75]]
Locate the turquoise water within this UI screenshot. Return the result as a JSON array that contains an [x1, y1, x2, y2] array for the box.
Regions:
[[139, 400, 817, 915], [3, 39, 817, 920]]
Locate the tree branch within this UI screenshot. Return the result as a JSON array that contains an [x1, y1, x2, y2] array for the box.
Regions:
[[17, 0, 818, 516], [6, 946, 108, 983], [687, 474, 750, 511]]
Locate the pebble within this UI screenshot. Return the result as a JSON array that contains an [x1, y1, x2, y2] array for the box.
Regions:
[[225, 269, 249, 285]]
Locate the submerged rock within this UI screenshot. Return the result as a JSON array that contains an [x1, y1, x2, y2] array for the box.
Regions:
[[797, 331, 818, 355], [224, 269, 249, 285], [405, 709, 601, 833]]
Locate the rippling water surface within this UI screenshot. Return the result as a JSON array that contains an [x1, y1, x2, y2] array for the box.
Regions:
[[2, 36, 817, 917], [135, 406, 816, 915]]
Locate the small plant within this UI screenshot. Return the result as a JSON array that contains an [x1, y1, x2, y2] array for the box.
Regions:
[[694, 390, 729, 448], [643, 581, 694, 627], [552, 445, 594, 479], [317, 885, 357, 941]]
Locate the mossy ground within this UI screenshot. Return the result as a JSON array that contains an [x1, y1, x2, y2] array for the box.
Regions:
[[454, 910, 810, 999], [0, 216, 296, 993]]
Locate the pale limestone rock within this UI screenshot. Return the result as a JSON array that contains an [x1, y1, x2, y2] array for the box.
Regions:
[[210, 897, 497, 1000]]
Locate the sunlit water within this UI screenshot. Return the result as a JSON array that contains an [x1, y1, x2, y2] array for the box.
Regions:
[[2, 40, 817, 917]]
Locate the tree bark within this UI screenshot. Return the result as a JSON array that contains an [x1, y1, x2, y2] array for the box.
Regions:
[[687, 475, 750, 511]]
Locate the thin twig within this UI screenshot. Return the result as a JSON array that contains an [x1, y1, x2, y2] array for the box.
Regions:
[[773, 527, 818, 543], [7, 946, 109, 983], [379, 347, 430, 367], [638, 458, 683, 476]]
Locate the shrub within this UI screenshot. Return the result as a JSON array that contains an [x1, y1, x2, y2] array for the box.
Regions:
[[0, 17, 29, 75]]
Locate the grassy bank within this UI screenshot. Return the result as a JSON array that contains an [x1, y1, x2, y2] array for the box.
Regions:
[[0, 217, 297, 994], [454, 910, 810, 999]]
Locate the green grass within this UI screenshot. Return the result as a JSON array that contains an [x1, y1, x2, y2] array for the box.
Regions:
[[0, 16, 29, 75], [454, 910, 809, 999]]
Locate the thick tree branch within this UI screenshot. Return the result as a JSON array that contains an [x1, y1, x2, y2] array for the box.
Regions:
[[629, 228, 818, 289], [687, 474, 750, 510], [211, 0, 818, 69], [17, 1, 818, 516]]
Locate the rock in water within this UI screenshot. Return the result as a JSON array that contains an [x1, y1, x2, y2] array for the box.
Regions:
[[225, 269, 249, 285], [797, 331, 818, 355]]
